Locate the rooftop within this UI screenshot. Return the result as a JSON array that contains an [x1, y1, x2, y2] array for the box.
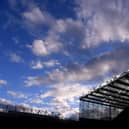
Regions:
[[80, 71, 129, 109]]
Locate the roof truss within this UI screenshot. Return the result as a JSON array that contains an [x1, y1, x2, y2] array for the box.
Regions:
[[80, 71, 129, 109]]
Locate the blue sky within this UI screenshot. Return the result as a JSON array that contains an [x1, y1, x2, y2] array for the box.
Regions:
[[1, 0, 129, 119]]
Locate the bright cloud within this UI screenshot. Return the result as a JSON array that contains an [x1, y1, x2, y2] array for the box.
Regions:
[[22, 7, 55, 26], [28, 40, 48, 56], [23, 7, 45, 25], [28, 38, 62, 56], [24, 76, 45, 87], [31, 60, 43, 69], [28, 98, 43, 104], [9, 53, 24, 63], [0, 80, 7, 86], [40, 83, 91, 119], [75, 0, 129, 47], [0, 98, 13, 105], [40, 83, 91, 100], [24, 46, 129, 86], [31, 60, 60, 69], [7, 90, 28, 99]]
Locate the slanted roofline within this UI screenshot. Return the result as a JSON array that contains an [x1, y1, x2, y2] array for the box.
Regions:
[[80, 70, 129, 109]]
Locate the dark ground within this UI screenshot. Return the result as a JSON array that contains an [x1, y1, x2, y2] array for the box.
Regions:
[[0, 110, 128, 129]]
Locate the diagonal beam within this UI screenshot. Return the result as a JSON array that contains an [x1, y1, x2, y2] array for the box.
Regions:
[[95, 89, 129, 102], [90, 93, 129, 106], [109, 84, 129, 94], [80, 97, 125, 109], [88, 95, 129, 107], [100, 87, 129, 98], [124, 74, 129, 80], [116, 79, 129, 87]]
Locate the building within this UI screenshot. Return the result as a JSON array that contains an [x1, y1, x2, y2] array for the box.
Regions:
[[80, 71, 129, 120]]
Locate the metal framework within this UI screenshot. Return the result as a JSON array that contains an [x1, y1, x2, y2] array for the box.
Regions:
[[80, 71, 129, 120]]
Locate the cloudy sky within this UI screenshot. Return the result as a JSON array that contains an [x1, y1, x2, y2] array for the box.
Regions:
[[0, 0, 129, 119]]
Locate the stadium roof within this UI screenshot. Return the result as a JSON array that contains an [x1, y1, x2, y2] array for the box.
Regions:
[[80, 71, 129, 109]]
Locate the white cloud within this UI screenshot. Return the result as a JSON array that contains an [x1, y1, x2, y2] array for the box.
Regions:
[[46, 61, 114, 83], [29, 98, 43, 104], [0, 80, 7, 86], [25, 46, 129, 86], [40, 83, 91, 119], [24, 76, 45, 87], [44, 33, 63, 53], [28, 40, 48, 56], [27, 17, 84, 57], [21, 4, 56, 36], [9, 53, 24, 63], [22, 7, 55, 26], [7, 90, 28, 99], [0, 98, 13, 105], [49, 104, 79, 120], [23, 7, 45, 25], [40, 83, 91, 101], [28, 38, 62, 56], [75, 0, 129, 48], [53, 18, 84, 35], [31, 60, 60, 69], [44, 60, 60, 67], [47, 18, 84, 53], [25, 59, 114, 86], [31, 60, 44, 69]]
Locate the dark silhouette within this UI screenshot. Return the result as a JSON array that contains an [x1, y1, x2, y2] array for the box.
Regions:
[[0, 107, 129, 129]]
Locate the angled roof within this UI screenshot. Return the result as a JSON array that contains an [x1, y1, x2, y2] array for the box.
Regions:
[[80, 71, 129, 109]]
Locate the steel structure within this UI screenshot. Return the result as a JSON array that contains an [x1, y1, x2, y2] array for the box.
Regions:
[[80, 71, 129, 120]]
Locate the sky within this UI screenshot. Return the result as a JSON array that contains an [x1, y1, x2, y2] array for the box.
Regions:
[[1, 0, 129, 119]]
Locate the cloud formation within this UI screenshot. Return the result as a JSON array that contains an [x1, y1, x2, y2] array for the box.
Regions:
[[24, 45, 129, 87], [31, 60, 60, 69], [0, 80, 7, 86], [40, 83, 91, 119], [28, 38, 62, 56], [75, 0, 129, 48], [28, 40, 48, 56], [24, 76, 45, 87], [9, 53, 24, 63], [40, 83, 91, 101], [22, 7, 55, 26], [0, 98, 13, 105], [7, 90, 28, 99]]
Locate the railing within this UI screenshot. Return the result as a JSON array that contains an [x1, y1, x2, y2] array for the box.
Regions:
[[0, 103, 50, 116]]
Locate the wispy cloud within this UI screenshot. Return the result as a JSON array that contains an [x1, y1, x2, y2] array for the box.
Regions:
[[31, 60, 43, 69], [9, 53, 24, 63], [31, 60, 60, 69], [40, 83, 91, 101], [22, 7, 55, 26], [24, 46, 129, 86], [0, 98, 13, 105], [28, 98, 43, 104], [7, 90, 28, 99], [28, 40, 48, 56], [24, 76, 45, 87], [40, 82, 91, 119], [28, 38, 62, 56], [0, 80, 7, 86], [75, 0, 129, 48]]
